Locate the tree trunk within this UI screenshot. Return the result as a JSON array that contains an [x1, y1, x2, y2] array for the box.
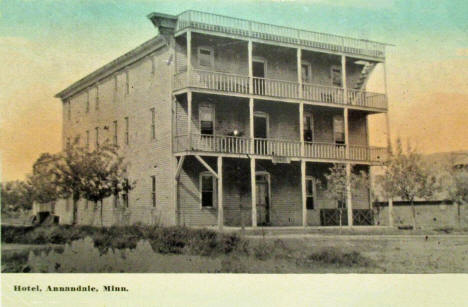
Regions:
[[72, 197, 78, 226], [100, 200, 104, 227], [410, 200, 416, 230]]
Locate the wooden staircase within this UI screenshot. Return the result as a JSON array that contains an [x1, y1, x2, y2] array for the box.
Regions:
[[354, 62, 376, 90]]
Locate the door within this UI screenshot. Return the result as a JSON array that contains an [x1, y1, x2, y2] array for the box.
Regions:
[[253, 60, 266, 95], [256, 174, 270, 225], [254, 113, 268, 155]]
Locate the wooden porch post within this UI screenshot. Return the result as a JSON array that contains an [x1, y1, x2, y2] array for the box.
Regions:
[[248, 40, 253, 94], [217, 156, 223, 231], [249, 98, 254, 153], [301, 160, 307, 227], [341, 55, 347, 104], [346, 163, 353, 227], [174, 158, 179, 226], [187, 31, 192, 86], [187, 91, 192, 148], [383, 61, 392, 153], [297, 48, 302, 99], [250, 158, 257, 227], [299, 102, 304, 157]]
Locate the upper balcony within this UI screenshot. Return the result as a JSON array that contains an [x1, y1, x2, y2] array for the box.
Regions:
[[174, 10, 387, 61], [174, 69, 387, 111]]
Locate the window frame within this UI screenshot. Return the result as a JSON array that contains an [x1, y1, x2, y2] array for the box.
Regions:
[[113, 120, 118, 146], [301, 61, 312, 83], [150, 108, 156, 140], [151, 175, 156, 207], [124, 117, 129, 145], [330, 65, 343, 87], [95, 127, 100, 149], [303, 112, 314, 142], [199, 171, 216, 209], [199, 103, 215, 136], [197, 46, 215, 69], [333, 114, 345, 145]]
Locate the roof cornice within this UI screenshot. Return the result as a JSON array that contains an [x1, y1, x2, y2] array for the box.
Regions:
[[55, 35, 167, 100]]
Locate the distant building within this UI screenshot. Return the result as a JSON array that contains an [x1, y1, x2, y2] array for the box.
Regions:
[[55, 10, 390, 227]]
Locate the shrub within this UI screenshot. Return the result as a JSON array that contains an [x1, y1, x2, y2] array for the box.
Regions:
[[307, 250, 372, 267]]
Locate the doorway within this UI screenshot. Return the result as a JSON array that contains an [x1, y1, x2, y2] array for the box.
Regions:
[[252, 58, 266, 95], [254, 112, 269, 155], [256, 172, 271, 225]]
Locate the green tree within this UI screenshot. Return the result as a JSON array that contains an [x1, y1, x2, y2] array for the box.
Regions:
[[80, 143, 132, 226], [28, 153, 60, 205], [378, 139, 437, 229], [0, 180, 34, 214], [322, 164, 370, 227]]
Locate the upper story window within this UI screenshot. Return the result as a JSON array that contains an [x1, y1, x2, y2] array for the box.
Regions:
[[200, 172, 215, 208], [86, 130, 90, 150], [125, 117, 129, 145], [333, 114, 345, 145], [199, 104, 214, 135], [113, 120, 118, 146], [125, 70, 130, 95], [331, 65, 342, 87], [303, 113, 314, 142], [66, 100, 71, 121], [301, 61, 312, 83], [86, 90, 90, 113], [150, 108, 156, 140], [151, 175, 156, 207], [197, 46, 214, 68], [95, 127, 100, 149], [95, 85, 100, 111]]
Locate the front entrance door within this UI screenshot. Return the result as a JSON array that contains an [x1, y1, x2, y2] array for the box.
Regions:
[[254, 112, 268, 155], [253, 60, 266, 95], [256, 173, 270, 225]]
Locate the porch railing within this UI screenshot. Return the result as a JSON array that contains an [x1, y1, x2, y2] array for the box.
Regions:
[[175, 134, 387, 163], [176, 10, 386, 59], [178, 70, 387, 110]]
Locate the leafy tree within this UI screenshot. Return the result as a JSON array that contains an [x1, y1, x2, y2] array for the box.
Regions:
[[322, 164, 370, 227], [80, 143, 132, 226], [1, 180, 34, 214], [439, 154, 468, 226], [28, 153, 60, 205], [378, 138, 437, 229]]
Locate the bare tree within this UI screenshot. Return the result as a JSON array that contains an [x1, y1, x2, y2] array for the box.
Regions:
[[378, 138, 437, 229], [322, 164, 370, 227]]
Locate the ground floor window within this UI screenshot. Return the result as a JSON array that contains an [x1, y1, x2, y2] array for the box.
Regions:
[[151, 175, 156, 207], [200, 172, 215, 208], [306, 177, 315, 210]]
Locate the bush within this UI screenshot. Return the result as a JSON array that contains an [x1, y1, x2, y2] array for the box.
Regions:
[[307, 250, 372, 267]]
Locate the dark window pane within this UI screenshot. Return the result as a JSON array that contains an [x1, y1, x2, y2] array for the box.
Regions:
[[306, 197, 314, 210], [306, 180, 314, 195], [202, 191, 213, 207], [202, 176, 213, 191], [201, 121, 213, 135]]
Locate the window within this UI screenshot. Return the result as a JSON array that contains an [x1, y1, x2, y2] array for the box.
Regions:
[[86, 130, 90, 149], [199, 104, 214, 135], [66, 137, 71, 149], [95, 85, 99, 111], [150, 108, 156, 139], [331, 65, 342, 87], [198, 47, 214, 68], [333, 115, 345, 145], [122, 178, 129, 208], [151, 175, 156, 207], [200, 172, 215, 208], [113, 194, 119, 208], [125, 70, 130, 94], [301, 62, 312, 83], [151, 55, 156, 75], [306, 178, 315, 210], [338, 200, 346, 209], [303, 113, 314, 142], [66, 101, 71, 121], [86, 90, 90, 113], [95, 127, 100, 149], [113, 120, 118, 145], [125, 117, 129, 145]]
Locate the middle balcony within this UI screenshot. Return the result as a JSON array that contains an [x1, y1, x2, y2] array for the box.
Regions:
[[173, 93, 387, 164]]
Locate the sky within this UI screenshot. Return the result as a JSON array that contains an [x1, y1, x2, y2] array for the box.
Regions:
[[0, 0, 467, 181]]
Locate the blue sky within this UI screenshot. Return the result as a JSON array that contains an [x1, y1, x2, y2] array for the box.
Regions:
[[1, 0, 467, 180]]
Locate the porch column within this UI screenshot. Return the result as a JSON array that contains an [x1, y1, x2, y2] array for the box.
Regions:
[[248, 40, 253, 94], [341, 55, 347, 104], [346, 163, 353, 226], [217, 156, 223, 230], [297, 48, 302, 99], [383, 61, 392, 153], [187, 31, 192, 86], [301, 160, 307, 227], [187, 91, 192, 147], [250, 158, 257, 227], [299, 103, 304, 156], [174, 158, 179, 226], [249, 98, 254, 153]]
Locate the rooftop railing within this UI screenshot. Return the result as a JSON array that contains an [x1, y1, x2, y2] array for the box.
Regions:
[[176, 10, 386, 59]]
